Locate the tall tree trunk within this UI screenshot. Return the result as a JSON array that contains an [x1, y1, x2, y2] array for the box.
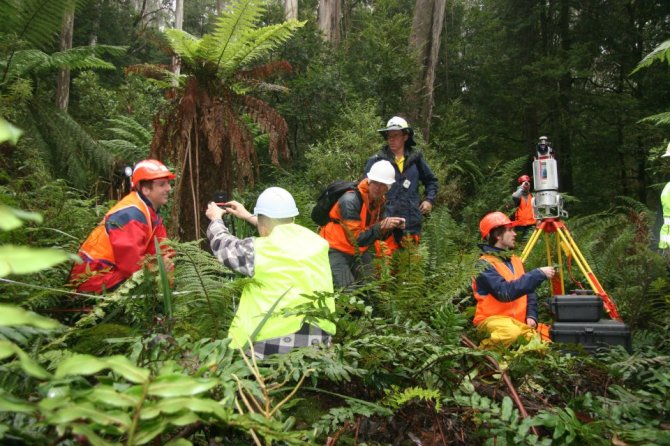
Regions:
[[89, 0, 101, 45], [56, 3, 75, 111], [171, 0, 184, 78], [407, 0, 446, 141], [556, 0, 573, 193], [318, 0, 341, 46], [216, 0, 224, 14], [285, 0, 298, 20]]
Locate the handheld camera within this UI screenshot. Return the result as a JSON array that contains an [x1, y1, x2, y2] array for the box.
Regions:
[[211, 191, 235, 234], [212, 191, 230, 208], [532, 136, 567, 219]]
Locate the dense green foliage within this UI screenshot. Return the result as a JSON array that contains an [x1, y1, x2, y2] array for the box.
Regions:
[[1, 0, 670, 444]]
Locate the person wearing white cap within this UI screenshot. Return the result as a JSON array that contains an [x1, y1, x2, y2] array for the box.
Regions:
[[205, 187, 336, 358], [659, 143, 670, 249], [365, 116, 438, 253], [320, 160, 406, 289]]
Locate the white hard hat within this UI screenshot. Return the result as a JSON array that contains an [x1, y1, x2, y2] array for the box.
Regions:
[[367, 160, 396, 185], [378, 116, 410, 132], [662, 142, 670, 158], [253, 187, 299, 218]]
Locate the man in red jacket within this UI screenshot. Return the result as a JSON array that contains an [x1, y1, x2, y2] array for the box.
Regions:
[[68, 159, 175, 293]]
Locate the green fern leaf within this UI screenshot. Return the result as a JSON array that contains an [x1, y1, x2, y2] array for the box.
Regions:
[[224, 21, 306, 73], [632, 39, 670, 74], [164, 29, 200, 66], [207, 0, 266, 69]]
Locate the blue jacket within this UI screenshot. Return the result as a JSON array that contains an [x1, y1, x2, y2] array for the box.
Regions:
[[364, 146, 438, 236], [474, 245, 545, 322]]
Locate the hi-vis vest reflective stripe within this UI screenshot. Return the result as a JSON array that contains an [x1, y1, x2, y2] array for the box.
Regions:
[[660, 182, 670, 249], [320, 182, 381, 256], [78, 192, 153, 265], [227, 223, 336, 349], [472, 254, 528, 325], [515, 194, 536, 226]]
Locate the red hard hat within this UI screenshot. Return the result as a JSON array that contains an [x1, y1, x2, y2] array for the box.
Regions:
[[518, 175, 531, 184], [131, 159, 175, 189], [479, 212, 512, 239]]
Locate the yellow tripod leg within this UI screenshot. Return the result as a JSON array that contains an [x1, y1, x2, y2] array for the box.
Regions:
[[555, 225, 621, 319], [555, 226, 598, 291], [550, 230, 565, 295], [521, 226, 543, 262]]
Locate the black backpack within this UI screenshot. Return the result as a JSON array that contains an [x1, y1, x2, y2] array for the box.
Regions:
[[311, 180, 360, 226]]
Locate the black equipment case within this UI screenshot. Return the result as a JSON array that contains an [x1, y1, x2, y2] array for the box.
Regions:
[[550, 320, 632, 352], [549, 295, 603, 322]]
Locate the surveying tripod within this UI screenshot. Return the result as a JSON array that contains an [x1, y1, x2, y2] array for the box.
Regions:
[[520, 218, 621, 320]]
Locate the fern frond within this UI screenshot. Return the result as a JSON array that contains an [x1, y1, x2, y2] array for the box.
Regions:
[[206, 0, 265, 69], [98, 140, 147, 162], [613, 195, 652, 215], [164, 29, 200, 66], [2, 46, 125, 85], [96, 118, 153, 173], [223, 20, 306, 74], [383, 386, 442, 412], [29, 101, 115, 188], [45, 51, 114, 72], [632, 39, 670, 74], [124, 63, 174, 82], [170, 241, 245, 338], [105, 117, 153, 148], [0, 0, 85, 50], [639, 111, 670, 126], [47, 45, 126, 71], [0, 49, 50, 83], [241, 95, 290, 165]]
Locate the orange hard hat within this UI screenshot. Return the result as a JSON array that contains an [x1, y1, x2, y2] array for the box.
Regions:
[[518, 174, 531, 184], [131, 159, 175, 189], [479, 212, 512, 239]]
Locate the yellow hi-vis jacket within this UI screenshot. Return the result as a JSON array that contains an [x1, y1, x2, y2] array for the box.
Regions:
[[227, 223, 336, 349], [660, 182, 670, 249]]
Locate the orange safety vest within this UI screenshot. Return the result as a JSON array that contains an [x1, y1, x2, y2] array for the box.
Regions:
[[515, 194, 536, 226], [77, 191, 155, 265], [472, 254, 528, 325], [319, 181, 382, 256]]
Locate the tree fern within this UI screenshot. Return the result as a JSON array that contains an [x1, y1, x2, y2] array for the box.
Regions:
[[149, 0, 305, 240]]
